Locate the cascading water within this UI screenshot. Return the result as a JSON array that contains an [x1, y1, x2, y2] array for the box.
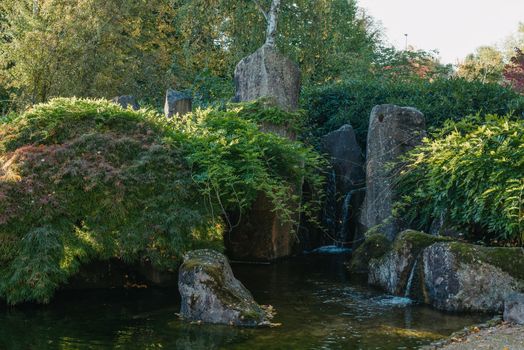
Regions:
[[337, 192, 352, 247], [404, 258, 419, 298], [322, 169, 338, 241]]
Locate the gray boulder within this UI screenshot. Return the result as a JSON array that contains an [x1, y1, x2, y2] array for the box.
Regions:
[[112, 95, 140, 110], [164, 89, 192, 118], [178, 249, 272, 327], [234, 44, 300, 111], [422, 242, 524, 312], [504, 293, 524, 325], [359, 104, 426, 241]]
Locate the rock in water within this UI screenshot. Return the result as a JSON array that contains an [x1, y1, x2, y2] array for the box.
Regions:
[[359, 104, 426, 241], [422, 242, 524, 312], [112, 95, 140, 110], [178, 249, 272, 327], [504, 293, 524, 325], [234, 44, 300, 111], [164, 89, 192, 118]]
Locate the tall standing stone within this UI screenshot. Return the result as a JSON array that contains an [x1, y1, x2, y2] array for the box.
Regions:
[[164, 89, 192, 118], [225, 44, 301, 261], [359, 104, 426, 241], [234, 44, 300, 111]]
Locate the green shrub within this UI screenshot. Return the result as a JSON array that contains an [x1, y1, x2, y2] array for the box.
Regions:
[[302, 77, 524, 145], [395, 116, 524, 245], [0, 98, 324, 304]]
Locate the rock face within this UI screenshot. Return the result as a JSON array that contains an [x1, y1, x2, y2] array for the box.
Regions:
[[164, 89, 192, 118], [368, 230, 449, 296], [504, 293, 524, 325], [178, 249, 271, 327], [359, 105, 426, 241], [112, 95, 140, 110], [224, 193, 296, 261], [347, 232, 391, 274], [321, 124, 365, 246], [322, 124, 365, 195], [422, 242, 524, 312], [234, 44, 300, 111]]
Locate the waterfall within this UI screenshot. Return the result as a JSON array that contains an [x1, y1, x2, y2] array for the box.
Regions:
[[404, 258, 418, 298], [337, 192, 352, 247], [322, 169, 337, 240]]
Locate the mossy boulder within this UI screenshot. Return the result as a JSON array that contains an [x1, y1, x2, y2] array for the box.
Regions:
[[348, 232, 391, 274], [368, 230, 451, 295], [178, 249, 272, 327], [422, 242, 524, 312]]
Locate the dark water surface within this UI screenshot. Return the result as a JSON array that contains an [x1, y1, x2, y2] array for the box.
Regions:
[[0, 253, 488, 350]]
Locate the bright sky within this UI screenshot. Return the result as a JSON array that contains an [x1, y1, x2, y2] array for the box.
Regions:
[[357, 0, 524, 64]]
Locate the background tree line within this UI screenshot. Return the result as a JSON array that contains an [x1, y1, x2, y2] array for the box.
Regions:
[[0, 0, 379, 111]]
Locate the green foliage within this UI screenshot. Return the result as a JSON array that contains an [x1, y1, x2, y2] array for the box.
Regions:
[[395, 116, 524, 245], [302, 77, 524, 145], [0, 98, 324, 304]]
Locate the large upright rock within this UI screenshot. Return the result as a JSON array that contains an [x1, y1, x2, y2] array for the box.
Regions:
[[321, 124, 365, 246], [178, 249, 272, 327], [234, 44, 300, 111], [226, 44, 302, 261], [164, 89, 192, 118], [359, 105, 426, 241]]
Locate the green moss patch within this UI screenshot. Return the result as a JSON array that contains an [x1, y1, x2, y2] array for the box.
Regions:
[[348, 233, 391, 273], [448, 242, 524, 281]]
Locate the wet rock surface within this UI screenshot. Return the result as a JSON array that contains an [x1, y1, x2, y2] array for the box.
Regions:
[[178, 249, 272, 327], [367, 230, 449, 296], [359, 104, 426, 241]]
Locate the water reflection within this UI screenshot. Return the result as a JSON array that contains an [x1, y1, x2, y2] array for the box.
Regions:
[[0, 254, 488, 349]]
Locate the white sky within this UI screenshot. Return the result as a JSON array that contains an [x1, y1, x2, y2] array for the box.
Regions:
[[357, 0, 524, 64]]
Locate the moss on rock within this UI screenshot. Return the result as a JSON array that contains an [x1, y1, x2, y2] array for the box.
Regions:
[[348, 232, 391, 274]]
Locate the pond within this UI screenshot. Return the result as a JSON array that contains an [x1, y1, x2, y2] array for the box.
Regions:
[[0, 252, 488, 349]]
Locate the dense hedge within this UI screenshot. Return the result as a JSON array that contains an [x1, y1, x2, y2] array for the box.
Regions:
[[302, 77, 524, 144], [0, 98, 324, 304], [395, 116, 524, 245]]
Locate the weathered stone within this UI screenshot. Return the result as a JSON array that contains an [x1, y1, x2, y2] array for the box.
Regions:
[[504, 293, 524, 325], [224, 193, 296, 261], [234, 44, 300, 111], [428, 210, 463, 238], [368, 230, 449, 296], [422, 242, 524, 312], [359, 104, 426, 241], [322, 124, 365, 194], [112, 95, 140, 110], [164, 89, 192, 118], [347, 232, 391, 274], [178, 249, 271, 327]]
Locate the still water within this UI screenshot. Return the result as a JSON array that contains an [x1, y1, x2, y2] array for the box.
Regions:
[[0, 253, 487, 350]]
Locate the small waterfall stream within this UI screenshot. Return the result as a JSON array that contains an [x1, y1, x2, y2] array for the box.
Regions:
[[322, 169, 338, 240], [337, 192, 352, 247], [404, 258, 419, 298]]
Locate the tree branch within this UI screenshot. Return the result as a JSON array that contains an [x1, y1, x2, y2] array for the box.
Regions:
[[252, 0, 268, 22], [265, 0, 281, 46]]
